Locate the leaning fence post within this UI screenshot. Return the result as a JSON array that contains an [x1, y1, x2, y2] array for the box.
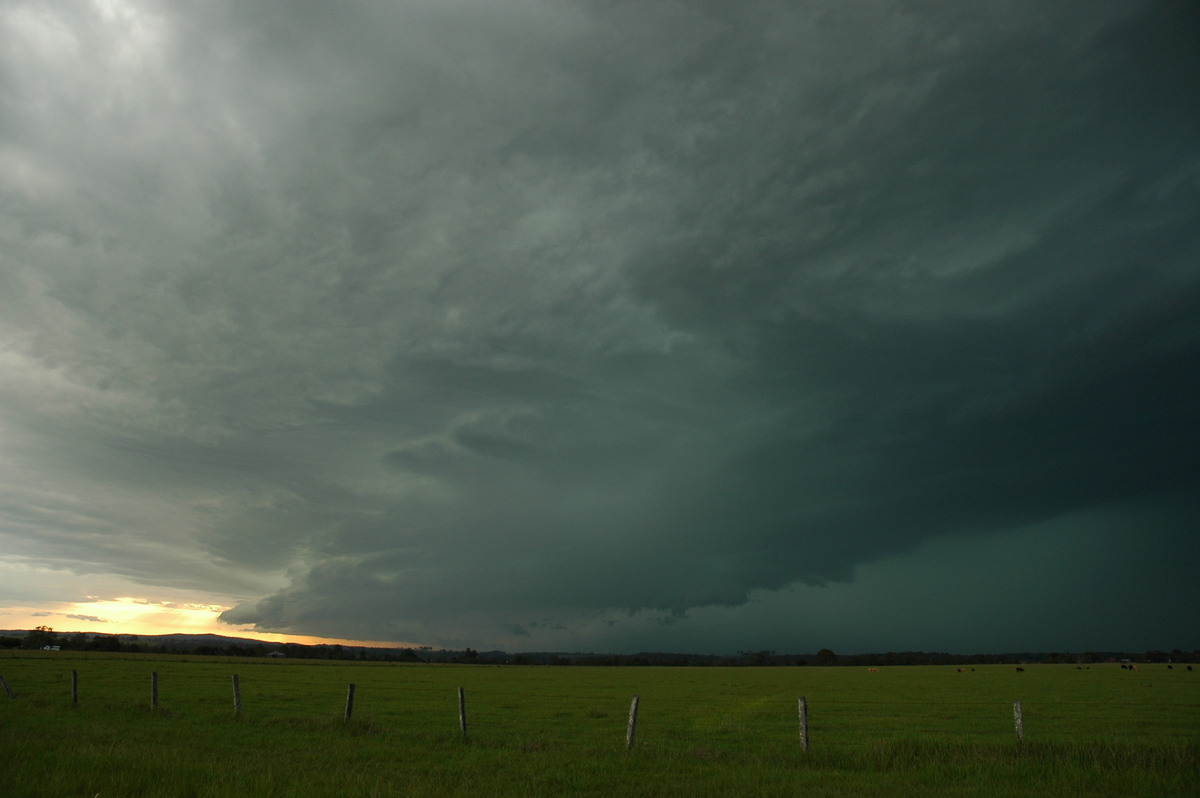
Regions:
[[151, 672, 158, 710], [798, 697, 810, 752], [344, 684, 356, 723], [458, 687, 467, 739], [71, 669, 78, 706], [626, 695, 640, 751], [0, 675, 13, 698], [232, 674, 241, 717], [1013, 699, 1024, 742]]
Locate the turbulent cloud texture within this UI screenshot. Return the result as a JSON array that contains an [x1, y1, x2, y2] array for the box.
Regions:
[[2, 0, 1198, 653]]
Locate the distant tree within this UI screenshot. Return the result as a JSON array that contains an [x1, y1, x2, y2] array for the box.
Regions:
[[23, 626, 56, 650], [812, 648, 838, 666], [86, 635, 121, 652], [739, 650, 776, 666]]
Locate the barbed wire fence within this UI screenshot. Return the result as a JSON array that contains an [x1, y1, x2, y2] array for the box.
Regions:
[[2, 665, 1197, 757]]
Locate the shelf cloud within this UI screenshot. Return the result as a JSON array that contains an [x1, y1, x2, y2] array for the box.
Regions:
[[1, 0, 1197, 653]]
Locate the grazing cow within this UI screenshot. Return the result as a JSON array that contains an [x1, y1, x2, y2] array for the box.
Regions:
[[868, 667, 880, 673], [1015, 667, 1025, 672]]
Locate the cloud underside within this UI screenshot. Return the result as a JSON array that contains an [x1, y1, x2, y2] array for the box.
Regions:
[[1, 0, 1198, 651]]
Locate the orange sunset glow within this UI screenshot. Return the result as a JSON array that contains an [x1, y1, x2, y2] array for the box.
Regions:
[[2, 598, 407, 649]]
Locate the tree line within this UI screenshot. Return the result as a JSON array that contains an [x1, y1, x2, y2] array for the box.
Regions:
[[2, 629, 1194, 667]]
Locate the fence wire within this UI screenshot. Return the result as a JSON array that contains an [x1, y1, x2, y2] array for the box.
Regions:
[[2, 659, 1197, 757]]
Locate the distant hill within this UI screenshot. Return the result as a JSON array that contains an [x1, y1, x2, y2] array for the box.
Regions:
[[1, 630, 286, 648], [127, 632, 292, 648], [0, 629, 418, 660]]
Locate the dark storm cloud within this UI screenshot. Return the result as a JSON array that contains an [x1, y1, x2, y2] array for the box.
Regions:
[[1, 0, 1197, 652]]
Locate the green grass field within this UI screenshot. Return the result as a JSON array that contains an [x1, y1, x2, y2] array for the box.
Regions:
[[1, 651, 1196, 797]]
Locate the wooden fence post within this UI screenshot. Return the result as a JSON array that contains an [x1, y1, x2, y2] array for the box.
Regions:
[[0, 675, 13, 699], [798, 697, 810, 753], [232, 674, 241, 717], [71, 669, 78, 706], [151, 672, 158, 710], [626, 695, 640, 751], [1013, 699, 1024, 742], [458, 687, 467, 739], [344, 683, 356, 723]]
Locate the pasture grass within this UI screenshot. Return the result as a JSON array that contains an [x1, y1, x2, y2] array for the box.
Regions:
[[1, 651, 1196, 796]]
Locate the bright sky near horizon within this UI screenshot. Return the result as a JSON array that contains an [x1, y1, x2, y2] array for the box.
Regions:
[[1, 0, 1198, 655], [0, 595, 400, 648], [0, 563, 404, 647]]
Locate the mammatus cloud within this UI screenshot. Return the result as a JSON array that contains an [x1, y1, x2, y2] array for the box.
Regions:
[[1, 0, 1197, 653]]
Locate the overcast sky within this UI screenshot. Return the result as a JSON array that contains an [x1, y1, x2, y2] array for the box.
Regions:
[[1, 0, 1198, 655]]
